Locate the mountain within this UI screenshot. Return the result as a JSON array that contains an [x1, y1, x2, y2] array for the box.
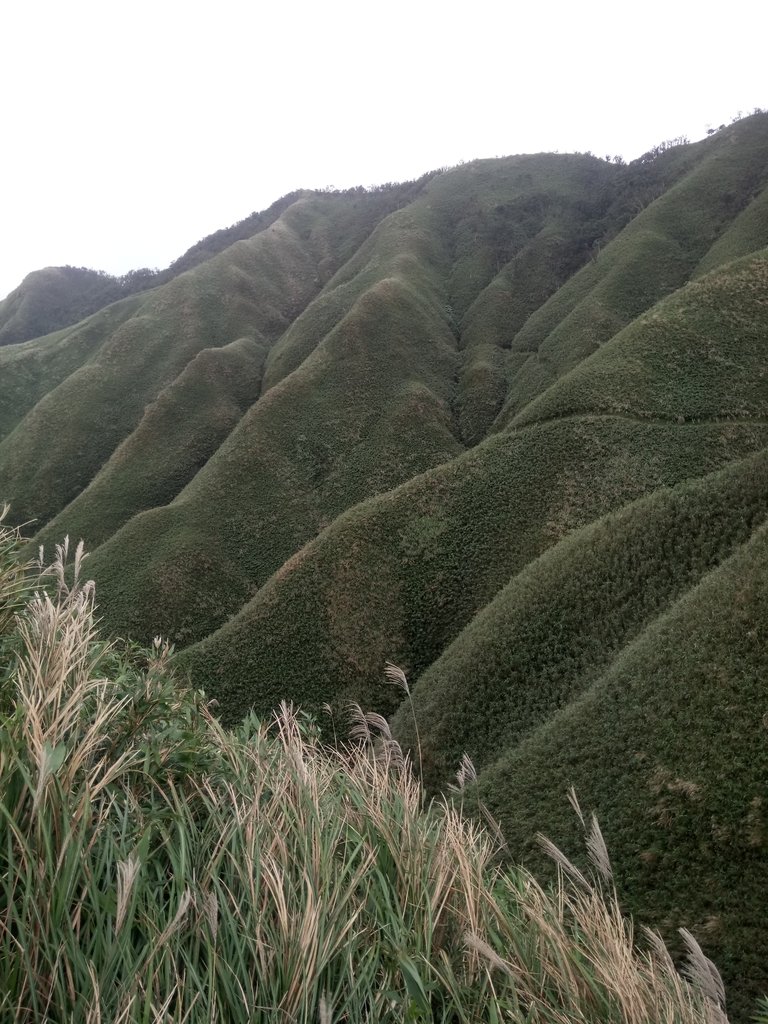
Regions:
[[0, 184, 434, 347], [2, 112, 768, 1018], [0, 266, 132, 346]]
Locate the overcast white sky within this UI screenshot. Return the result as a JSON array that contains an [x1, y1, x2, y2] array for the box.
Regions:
[[1, 0, 766, 300]]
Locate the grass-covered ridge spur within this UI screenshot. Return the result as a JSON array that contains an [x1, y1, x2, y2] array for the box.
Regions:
[[2, 111, 768, 1019], [0, 517, 729, 1022]]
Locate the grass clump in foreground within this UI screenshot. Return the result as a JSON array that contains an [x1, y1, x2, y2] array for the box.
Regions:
[[0, 519, 726, 1022]]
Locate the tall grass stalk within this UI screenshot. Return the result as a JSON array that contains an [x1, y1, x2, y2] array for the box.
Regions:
[[0, 525, 727, 1022]]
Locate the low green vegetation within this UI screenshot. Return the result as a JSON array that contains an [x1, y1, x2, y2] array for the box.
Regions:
[[391, 449, 768, 790], [0, 294, 144, 442], [470, 517, 768, 1022], [493, 113, 768, 426], [513, 251, 768, 428], [693, 181, 768, 277], [0, 193, 406, 531], [34, 336, 268, 551], [0, 266, 151, 347], [180, 416, 768, 726], [0, 518, 726, 1022], [2, 114, 768, 1021], [86, 268, 463, 647], [0, 180, 437, 347]]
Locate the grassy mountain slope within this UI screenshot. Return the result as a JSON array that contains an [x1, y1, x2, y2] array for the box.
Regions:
[[513, 250, 768, 428], [33, 336, 267, 550], [261, 154, 617, 400], [0, 181, 433, 346], [182, 229, 768, 724], [493, 114, 768, 426], [88, 266, 463, 645], [693, 177, 768, 276], [20, 126, 768, 655], [0, 294, 144, 441], [441, 155, 620, 443], [0, 266, 133, 346], [178, 416, 768, 725], [456, 230, 594, 445], [470, 518, 768, 1020], [0, 193, 400, 531], [260, 198, 455, 392], [391, 449, 768, 790], [2, 116, 768, 1018]]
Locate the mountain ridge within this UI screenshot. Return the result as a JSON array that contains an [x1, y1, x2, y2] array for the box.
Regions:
[[2, 112, 768, 1019]]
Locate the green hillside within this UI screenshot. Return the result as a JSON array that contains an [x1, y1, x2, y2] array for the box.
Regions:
[[471, 519, 768, 1021], [0, 184, 418, 345], [179, 417, 768, 726], [0, 189, 421, 531], [513, 249, 768, 428], [0, 294, 144, 441], [493, 114, 768, 427], [34, 335, 268, 549], [2, 112, 768, 1019], [391, 450, 768, 787], [0, 266, 134, 347]]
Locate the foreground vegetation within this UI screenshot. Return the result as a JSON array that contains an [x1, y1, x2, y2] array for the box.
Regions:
[[0, 517, 729, 1022]]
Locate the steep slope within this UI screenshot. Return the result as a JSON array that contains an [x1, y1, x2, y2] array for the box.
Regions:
[[179, 416, 768, 724], [0, 182, 422, 346], [0, 193, 392, 530], [0, 266, 130, 346], [0, 294, 144, 441], [34, 336, 268, 550], [77, 156, 626, 645], [261, 154, 619, 397], [2, 118, 768, 1020], [391, 450, 768, 789], [693, 176, 768, 276], [513, 250, 768, 428], [180, 239, 768, 723], [27, 129, 768, 654], [492, 114, 768, 426], [470, 520, 768, 1021], [440, 154, 620, 443], [89, 262, 463, 645]]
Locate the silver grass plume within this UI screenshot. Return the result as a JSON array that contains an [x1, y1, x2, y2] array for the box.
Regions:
[[679, 928, 727, 1012], [449, 752, 478, 792]]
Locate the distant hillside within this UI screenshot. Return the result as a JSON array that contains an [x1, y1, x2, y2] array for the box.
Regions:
[[0, 266, 131, 346], [0, 177, 438, 347], [0, 198, 305, 346], [2, 112, 768, 1020]]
